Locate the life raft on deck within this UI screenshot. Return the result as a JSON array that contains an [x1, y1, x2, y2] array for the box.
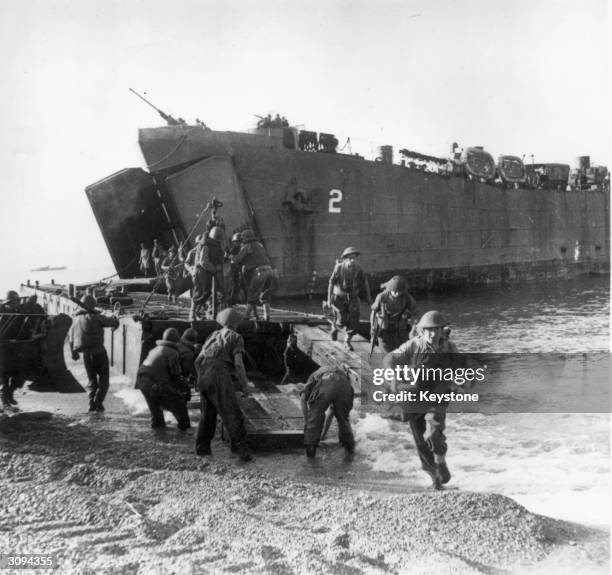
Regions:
[[461, 147, 496, 180], [497, 155, 526, 184]]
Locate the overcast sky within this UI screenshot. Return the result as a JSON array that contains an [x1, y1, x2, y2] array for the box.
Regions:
[[0, 0, 609, 272]]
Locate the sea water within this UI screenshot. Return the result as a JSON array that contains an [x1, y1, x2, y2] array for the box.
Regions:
[[280, 276, 611, 528], [2, 267, 610, 527]]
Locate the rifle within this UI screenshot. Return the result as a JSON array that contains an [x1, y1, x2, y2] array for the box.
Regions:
[[369, 321, 380, 359], [129, 88, 182, 126]]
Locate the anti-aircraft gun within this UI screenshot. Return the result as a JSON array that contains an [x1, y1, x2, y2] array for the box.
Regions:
[[129, 88, 186, 126]]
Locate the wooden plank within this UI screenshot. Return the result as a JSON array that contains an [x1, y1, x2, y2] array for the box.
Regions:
[[292, 323, 381, 395]]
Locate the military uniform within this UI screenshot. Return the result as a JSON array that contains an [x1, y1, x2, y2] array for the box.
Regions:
[[151, 240, 163, 276], [371, 281, 419, 353], [69, 304, 119, 412], [0, 291, 25, 408], [225, 238, 244, 305], [301, 366, 355, 455], [199, 236, 225, 303], [185, 240, 204, 320], [178, 329, 200, 395], [160, 249, 180, 303], [138, 245, 151, 276], [385, 321, 459, 488], [232, 232, 276, 320], [194, 326, 249, 456], [135, 331, 191, 430], [328, 258, 370, 347]]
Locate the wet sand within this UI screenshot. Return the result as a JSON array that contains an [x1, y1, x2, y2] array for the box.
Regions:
[[0, 384, 609, 575]]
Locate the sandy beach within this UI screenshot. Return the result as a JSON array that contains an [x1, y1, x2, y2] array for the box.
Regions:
[[0, 383, 608, 575]]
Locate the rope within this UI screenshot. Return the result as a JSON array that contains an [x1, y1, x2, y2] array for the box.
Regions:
[[145, 125, 200, 169], [138, 202, 211, 316], [184, 202, 212, 244], [98, 253, 139, 284], [339, 137, 351, 153]]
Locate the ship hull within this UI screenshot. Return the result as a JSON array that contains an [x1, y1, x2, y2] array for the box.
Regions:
[[86, 126, 610, 296]]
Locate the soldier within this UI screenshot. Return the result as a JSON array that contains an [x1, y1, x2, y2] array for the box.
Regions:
[[225, 232, 245, 305], [300, 365, 355, 459], [0, 291, 25, 409], [232, 229, 276, 322], [195, 227, 225, 317], [69, 295, 119, 412], [370, 275, 420, 353], [0, 290, 23, 338], [185, 234, 205, 320], [281, 333, 317, 385], [194, 308, 252, 461], [178, 327, 200, 398], [138, 243, 152, 277], [151, 239, 163, 276], [184, 235, 202, 276], [205, 226, 226, 306], [383, 310, 461, 490], [160, 245, 180, 304], [177, 241, 187, 272], [327, 247, 372, 351], [206, 206, 225, 235], [135, 328, 191, 430]]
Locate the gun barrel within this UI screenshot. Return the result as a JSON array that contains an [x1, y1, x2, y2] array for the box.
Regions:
[[129, 88, 161, 112]]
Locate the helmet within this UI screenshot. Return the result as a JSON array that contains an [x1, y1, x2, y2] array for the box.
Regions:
[[209, 226, 224, 241], [181, 328, 199, 344], [81, 295, 97, 309], [231, 232, 242, 243], [194, 234, 203, 245], [341, 246, 360, 259], [384, 275, 407, 293], [161, 327, 180, 343], [240, 229, 256, 242], [417, 310, 448, 329], [216, 308, 242, 328], [5, 290, 20, 303]]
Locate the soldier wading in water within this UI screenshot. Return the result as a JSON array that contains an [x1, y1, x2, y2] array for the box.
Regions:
[[384, 310, 462, 490], [194, 308, 253, 462]]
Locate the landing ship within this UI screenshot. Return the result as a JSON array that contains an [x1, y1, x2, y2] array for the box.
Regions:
[[86, 103, 609, 297]]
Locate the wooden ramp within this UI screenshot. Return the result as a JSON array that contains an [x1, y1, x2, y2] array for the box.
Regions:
[[188, 374, 306, 450], [238, 377, 305, 449], [293, 323, 380, 395]]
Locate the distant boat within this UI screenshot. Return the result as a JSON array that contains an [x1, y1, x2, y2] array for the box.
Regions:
[[30, 265, 67, 272]]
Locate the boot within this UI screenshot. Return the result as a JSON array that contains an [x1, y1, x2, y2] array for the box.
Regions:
[[344, 335, 354, 352], [6, 385, 18, 406], [236, 442, 252, 462], [305, 445, 317, 458], [434, 454, 451, 484], [262, 303, 271, 322], [343, 443, 355, 460], [88, 400, 96, 413], [196, 445, 212, 456], [1, 387, 12, 410]]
